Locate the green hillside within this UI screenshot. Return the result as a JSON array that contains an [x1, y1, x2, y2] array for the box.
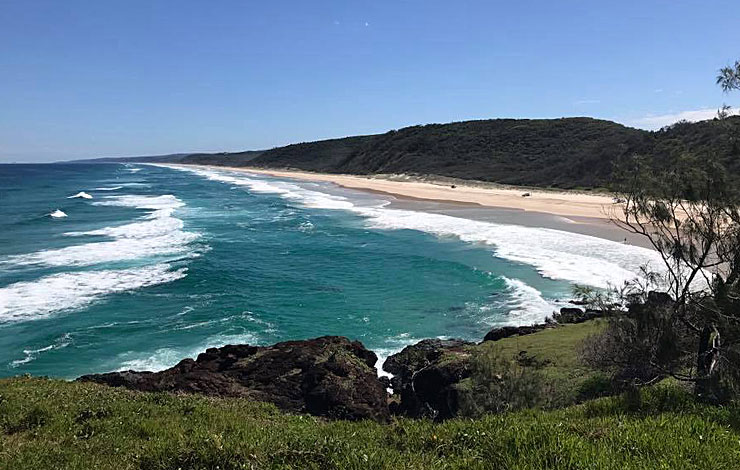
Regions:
[[176, 116, 740, 189]]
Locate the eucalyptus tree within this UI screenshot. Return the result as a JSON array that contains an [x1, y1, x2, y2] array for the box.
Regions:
[[585, 61, 740, 401]]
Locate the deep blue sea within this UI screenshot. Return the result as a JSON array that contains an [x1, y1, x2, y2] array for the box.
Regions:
[[0, 163, 657, 378]]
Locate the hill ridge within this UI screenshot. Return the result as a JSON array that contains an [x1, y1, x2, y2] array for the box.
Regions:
[[73, 116, 740, 189]]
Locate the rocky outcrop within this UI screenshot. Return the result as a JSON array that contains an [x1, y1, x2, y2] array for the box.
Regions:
[[552, 307, 605, 324], [78, 336, 390, 422], [482, 324, 554, 342], [383, 339, 474, 420], [483, 306, 608, 343]]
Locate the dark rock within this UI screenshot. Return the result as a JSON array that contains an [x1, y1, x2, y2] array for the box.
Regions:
[[483, 304, 609, 344], [559, 306, 585, 316], [378, 376, 392, 390], [552, 307, 606, 324], [647, 291, 673, 306], [383, 339, 473, 420], [482, 324, 553, 342], [78, 336, 389, 422], [626, 291, 675, 318]]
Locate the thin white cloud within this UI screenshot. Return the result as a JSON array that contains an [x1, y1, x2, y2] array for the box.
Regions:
[[627, 107, 738, 130]]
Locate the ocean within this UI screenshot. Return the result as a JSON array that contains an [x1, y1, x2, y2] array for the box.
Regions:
[[0, 163, 658, 378]]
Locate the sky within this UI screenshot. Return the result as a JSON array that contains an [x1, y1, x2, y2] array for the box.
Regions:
[[1, 1, 739, 162]]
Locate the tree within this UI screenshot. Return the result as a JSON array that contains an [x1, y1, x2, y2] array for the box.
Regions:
[[587, 62, 740, 401], [717, 60, 740, 92]]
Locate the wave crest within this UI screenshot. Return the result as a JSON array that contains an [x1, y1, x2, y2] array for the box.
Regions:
[[0, 264, 187, 323]]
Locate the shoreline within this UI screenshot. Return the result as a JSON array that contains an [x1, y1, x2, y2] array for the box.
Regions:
[[175, 164, 619, 220], [171, 164, 651, 248]]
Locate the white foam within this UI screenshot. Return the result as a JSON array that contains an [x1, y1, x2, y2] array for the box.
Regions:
[[499, 277, 557, 325], [463, 276, 557, 328], [354, 207, 662, 289], [68, 191, 93, 199], [170, 166, 356, 210], [10, 333, 72, 367], [49, 209, 67, 218], [297, 221, 315, 232], [0, 264, 187, 323], [167, 165, 661, 289], [6, 195, 199, 268], [373, 332, 424, 379], [93, 186, 123, 191], [92, 194, 185, 211], [6, 232, 198, 268], [116, 331, 260, 372], [65, 212, 184, 240]]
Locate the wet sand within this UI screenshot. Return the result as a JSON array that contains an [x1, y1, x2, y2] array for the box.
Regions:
[[173, 164, 650, 249]]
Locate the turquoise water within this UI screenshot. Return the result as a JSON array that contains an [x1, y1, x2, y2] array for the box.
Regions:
[[0, 163, 656, 378]]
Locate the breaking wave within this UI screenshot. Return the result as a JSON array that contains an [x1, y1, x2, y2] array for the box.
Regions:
[[6, 195, 198, 268], [0, 264, 187, 323], [169, 165, 660, 289]]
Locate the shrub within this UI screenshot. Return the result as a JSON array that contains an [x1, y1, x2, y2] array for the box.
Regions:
[[457, 347, 549, 417], [577, 374, 614, 400]]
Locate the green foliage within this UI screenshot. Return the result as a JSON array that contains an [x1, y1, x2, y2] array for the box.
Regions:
[[603, 104, 740, 400], [166, 116, 740, 191], [457, 347, 549, 417], [479, 320, 608, 407], [717, 60, 740, 92], [577, 374, 615, 400], [0, 377, 739, 469]]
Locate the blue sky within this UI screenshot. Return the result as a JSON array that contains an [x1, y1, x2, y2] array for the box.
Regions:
[[1, 0, 739, 162]]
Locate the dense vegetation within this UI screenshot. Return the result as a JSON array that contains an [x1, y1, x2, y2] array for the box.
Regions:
[[241, 118, 649, 188], [72, 114, 740, 190], [152, 116, 740, 190]]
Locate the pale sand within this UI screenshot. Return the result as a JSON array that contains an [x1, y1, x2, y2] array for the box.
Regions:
[[180, 165, 620, 220], [171, 164, 652, 248]]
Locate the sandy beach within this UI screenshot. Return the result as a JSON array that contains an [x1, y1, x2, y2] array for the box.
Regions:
[[171, 164, 651, 248], [179, 165, 620, 220]]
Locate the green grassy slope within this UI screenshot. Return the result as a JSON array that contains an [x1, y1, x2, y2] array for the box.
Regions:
[[2, 320, 739, 469], [480, 320, 608, 402], [1, 378, 738, 469]]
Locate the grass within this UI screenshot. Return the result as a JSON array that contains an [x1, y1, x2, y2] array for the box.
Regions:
[[1, 377, 739, 469], [2, 321, 737, 469], [458, 320, 609, 407], [490, 319, 605, 369]]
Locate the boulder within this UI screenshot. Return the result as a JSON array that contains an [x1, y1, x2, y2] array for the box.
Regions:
[[646, 291, 673, 306], [483, 306, 608, 344], [552, 307, 605, 324], [482, 324, 553, 342], [383, 339, 473, 420], [78, 336, 389, 422]]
